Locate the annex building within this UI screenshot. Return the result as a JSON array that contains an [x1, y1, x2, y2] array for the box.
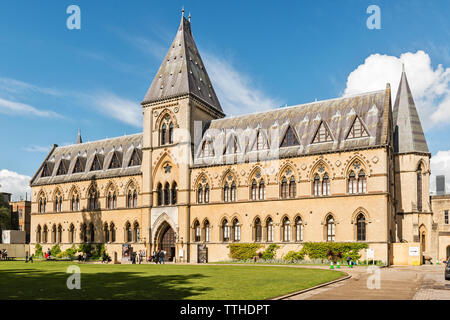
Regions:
[[29, 12, 448, 264]]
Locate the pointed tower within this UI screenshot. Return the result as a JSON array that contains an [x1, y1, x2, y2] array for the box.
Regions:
[[393, 66, 432, 257], [141, 10, 224, 263], [76, 129, 82, 144]]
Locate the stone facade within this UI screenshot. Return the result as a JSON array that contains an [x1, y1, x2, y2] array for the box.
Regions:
[[29, 12, 443, 265]]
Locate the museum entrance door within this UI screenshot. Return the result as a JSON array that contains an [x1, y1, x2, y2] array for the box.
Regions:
[[159, 224, 175, 262]]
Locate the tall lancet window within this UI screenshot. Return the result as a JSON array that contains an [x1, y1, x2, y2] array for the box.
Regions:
[[417, 164, 423, 212]]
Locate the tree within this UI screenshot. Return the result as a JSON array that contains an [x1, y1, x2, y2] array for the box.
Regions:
[[0, 193, 11, 237]]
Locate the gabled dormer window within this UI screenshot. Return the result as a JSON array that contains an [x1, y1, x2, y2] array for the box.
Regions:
[[109, 153, 121, 169], [91, 155, 102, 171], [128, 149, 141, 167], [56, 162, 66, 176], [346, 116, 369, 139], [73, 158, 84, 173], [41, 163, 51, 177], [280, 126, 300, 148], [312, 121, 333, 143]]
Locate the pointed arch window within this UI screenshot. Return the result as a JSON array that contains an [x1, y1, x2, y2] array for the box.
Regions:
[[289, 176, 296, 198], [223, 182, 230, 202], [81, 224, 87, 243], [133, 190, 138, 207], [231, 181, 237, 202], [71, 191, 80, 211], [358, 170, 367, 193], [164, 182, 170, 206], [295, 217, 303, 242], [281, 177, 288, 199], [88, 187, 99, 210], [91, 155, 102, 171], [204, 220, 210, 242], [197, 184, 203, 203], [222, 220, 230, 242], [171, 182, 178, 205], [356, 213, 366, 241], [322, 173, 330, 196], [326, 215, 335, 242], [157, 183, 162, 206], [281, 126, 300, 147], [110, 223, 116, 242], [54, 192, 62, 213], [51, 225, 56, 243], [204, 184, 210, 203], [127, 190, 133, 208], [38, 194, 47, 213], [169, 123, 174, 144], [251, 179, 257, 200], [36, 225, 42, 243], [161, 123, 167, 145], [133, 222, 140, 242], [348, 171, 357, 194], [69, 224, 74, 243], [266, 218, 274, 242], [259, 179, 265, 200], [313, 174, 321, 196], [57, 224, 62, 243], [104, 223, 110, 243], [194, 220, 201, 242], [42, 225, 48, 243], [282, 217, 291, 242], [125, 222, 132, 243], [89, 223, 95, 242], [417, 164, 423, 212], [232, 219, 241, 242]]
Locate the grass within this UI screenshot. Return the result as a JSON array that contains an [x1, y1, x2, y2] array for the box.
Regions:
[[0, 261, 345, 300]]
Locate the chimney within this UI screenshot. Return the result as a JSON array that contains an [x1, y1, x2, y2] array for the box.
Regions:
[[436, 175, 446, 195]]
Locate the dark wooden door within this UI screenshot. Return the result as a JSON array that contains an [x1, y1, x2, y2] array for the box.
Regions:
[[197, 244, 208, 263], [160, 226, 175, 261]]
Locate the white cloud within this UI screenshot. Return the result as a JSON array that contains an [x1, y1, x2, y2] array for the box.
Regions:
[[343, 50, 450, 131], [0, 170, 31, 201], [0, 77, 61, 96], [0, 97, 63, 118], [203, 53, 282, 116], [24, 145, 51, 153], [430, 150, 450, 194], [89, 92, 142, 127]]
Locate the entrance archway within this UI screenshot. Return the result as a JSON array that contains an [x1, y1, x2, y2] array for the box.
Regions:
[[156, 222, 176, 262]]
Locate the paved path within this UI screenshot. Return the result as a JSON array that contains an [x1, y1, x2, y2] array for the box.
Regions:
[[284, 265, 450, 300]]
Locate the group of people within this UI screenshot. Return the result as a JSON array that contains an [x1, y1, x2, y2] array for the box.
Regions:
[[102, 251, 112, 263], [130, 250, 146, 264], [0, 249, 8, 260], [150, 249, 166, 264]]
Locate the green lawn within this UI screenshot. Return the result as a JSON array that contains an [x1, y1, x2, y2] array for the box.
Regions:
[[0, 261, 345, 300]]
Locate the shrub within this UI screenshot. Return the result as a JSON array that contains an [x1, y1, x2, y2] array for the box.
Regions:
[[34, 243, 43, 257], [50, 244, 61, 257], [261, 244, 280, 260], [78, 244, 93, 254], [56, 245, 79, 259], [91, 243, 106, 259], [228, 243, 262, 260], [283, 250, 305, 262], [301, 242, 368, 261]]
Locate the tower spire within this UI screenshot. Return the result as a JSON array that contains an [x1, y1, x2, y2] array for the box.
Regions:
[[76, 129, 82, 144], [393, 66, 429, 154]]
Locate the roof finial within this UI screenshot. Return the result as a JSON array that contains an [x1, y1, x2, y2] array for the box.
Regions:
[[402, 62, 405, 73], [76, 128, 82, 144], [181, 6, 185, 17], [188, 12, 191, 22]]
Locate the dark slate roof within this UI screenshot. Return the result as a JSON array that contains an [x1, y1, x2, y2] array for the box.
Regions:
[[194, 88, 391, 165], [393, 68, 429, 154], [141, 14, 223, 115], [31, 134, 143, 186]]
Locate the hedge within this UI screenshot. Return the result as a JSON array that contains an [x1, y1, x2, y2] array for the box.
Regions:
[[228, 243, 262, 260], [261, 244, 280, 260], [300, 242, 368, 261], [283, 250, 305, 262]]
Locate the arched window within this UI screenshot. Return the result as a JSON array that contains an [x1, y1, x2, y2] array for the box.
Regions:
[[110, 223, 116, 242], [232, 219, 241, 242], [322, 173, 330, 196], [266, 218, 274, 242], [161, 123, 167, 145], [222, 220, 230, 242], [358, 170, 367, 193], [88, 187, 99, 210], [313, 174, 321, 196], [231, 182, 237, 202], [51, 224, 56, 243], [71, 190, 79, 211], [281, 177, 288, 199], [348, 171, 356, 194], [107, 192, 112, 209], [125, 222, 132, 242], [204, 184, 210, 203], [254, 218, 262, 242], [326, 215, 335, 242], [251, 179, 257, 200], [259, 180, 265, 200], [282, 217, 291, 242], [127, 190, 133, 208], [54, 192, 62, 213], [36, 225, 42, 243], [81, 224, 87, 243], [295, 217, 303, 242], [133, 222, 140, 242], [289, 176, 296, 198], [171, 182, 177, 205], [194, 220, 201, 242], [198, 184, 203, 203], [169, 122, 174, 144], [104, 223, 110, 242], [69, 224, 74, 243], [223, 182, 229, 202], [133, 190, 138, 208], [57, 224, 62, 243], [356, 213, 366, 241], [417, 164, 423, 212], [39, 194, 46, 213], [204, 220, 210, 242], [113, 192, 117, 209], [164, 182, 170, 206], [43, 225, 48, 243], [157, 183, 162, 206], [89, 223, 95, 242]]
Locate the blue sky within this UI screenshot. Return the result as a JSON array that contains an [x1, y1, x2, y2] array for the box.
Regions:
[[0, 0, 449, 199]]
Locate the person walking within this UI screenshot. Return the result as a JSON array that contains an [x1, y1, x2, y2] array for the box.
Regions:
[[25, 251, 29, 263], [160, 250, 166, 264]]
